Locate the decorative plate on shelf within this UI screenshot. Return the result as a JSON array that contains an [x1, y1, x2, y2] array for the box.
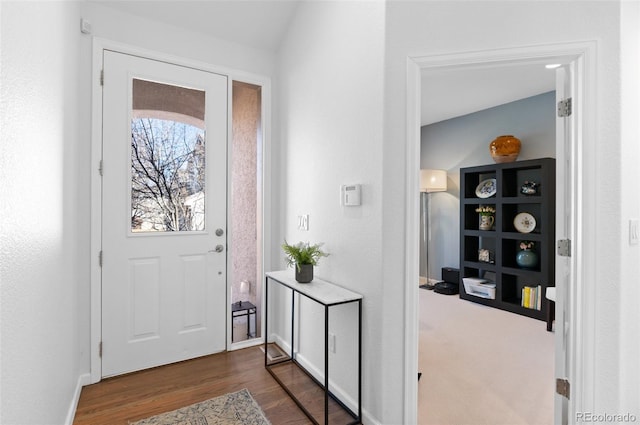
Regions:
[[475, 178, 497, 198], [514, 212, 536, 233]]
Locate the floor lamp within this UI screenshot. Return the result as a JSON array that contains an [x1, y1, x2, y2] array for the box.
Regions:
[[420, 169, 448, 289]]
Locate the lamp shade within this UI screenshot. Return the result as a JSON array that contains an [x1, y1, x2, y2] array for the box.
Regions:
[[420, 169, 447, 193], [239, 280, 250, 295]]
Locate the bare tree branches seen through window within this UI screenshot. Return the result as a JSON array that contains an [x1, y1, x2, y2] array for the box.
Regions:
[[131, 118, 205, 232]]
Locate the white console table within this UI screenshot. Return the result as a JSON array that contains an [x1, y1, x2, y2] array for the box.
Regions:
[[264, 270, 362, 425]]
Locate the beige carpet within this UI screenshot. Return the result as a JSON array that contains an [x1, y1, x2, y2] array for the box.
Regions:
[[130, 389, 271, 425], [418, 287, 554, 425]]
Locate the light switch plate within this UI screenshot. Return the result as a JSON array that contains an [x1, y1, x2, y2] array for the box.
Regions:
[[329, 333, 336, 353], [298, 214, 309, 231], [630, 219, 639, 245], [80, 18, 92, 34]]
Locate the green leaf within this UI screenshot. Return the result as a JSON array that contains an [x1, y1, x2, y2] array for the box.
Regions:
[[281, 240, 329, 271]]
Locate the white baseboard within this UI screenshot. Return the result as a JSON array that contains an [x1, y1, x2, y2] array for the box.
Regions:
[[361, 413, 382, 425], [269, 333, 291, 355], [65, 373, 91, 425], [268, 333, 378, 424], [294, 353, 358, 411]]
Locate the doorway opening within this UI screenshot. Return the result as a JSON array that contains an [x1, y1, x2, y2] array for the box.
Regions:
[[418, 91, 557, 424], [406, 42, 595, 424], [90, 40, 274, 383], [230, 81, 263, 344]]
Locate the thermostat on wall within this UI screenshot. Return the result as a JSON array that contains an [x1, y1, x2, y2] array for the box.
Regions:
[[341, 184, 362, 206]]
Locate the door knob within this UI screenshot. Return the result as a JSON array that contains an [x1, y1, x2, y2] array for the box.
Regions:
[[208, 245, 225, 253]]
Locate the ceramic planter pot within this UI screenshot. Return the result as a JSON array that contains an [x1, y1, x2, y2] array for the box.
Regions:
[[489, 135, 521, 163], [295, 264, 313, 283], [516, 249, 538, 269], [479, 214, 495, 230]]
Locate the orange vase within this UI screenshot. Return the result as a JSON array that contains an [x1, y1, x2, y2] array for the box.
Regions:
[[489, 135, 521, 163]]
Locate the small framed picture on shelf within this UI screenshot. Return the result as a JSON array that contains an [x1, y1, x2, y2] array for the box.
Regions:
[[478, 248, 494, 264]]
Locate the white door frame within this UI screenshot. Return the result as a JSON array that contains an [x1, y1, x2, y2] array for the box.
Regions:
[[404, 41, 597, 423], [90, 38, 273, 383]]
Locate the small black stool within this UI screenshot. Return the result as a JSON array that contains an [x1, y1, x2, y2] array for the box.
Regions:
[[231, 301, 256, 342]]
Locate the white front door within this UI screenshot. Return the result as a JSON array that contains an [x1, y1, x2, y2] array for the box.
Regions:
[[101, 50, 228, 377]]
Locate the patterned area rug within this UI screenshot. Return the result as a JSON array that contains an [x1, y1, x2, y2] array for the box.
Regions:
[[130, 389, 271, 425]]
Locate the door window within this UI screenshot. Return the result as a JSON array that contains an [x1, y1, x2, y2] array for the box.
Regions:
[[130, 79, 206, 232]]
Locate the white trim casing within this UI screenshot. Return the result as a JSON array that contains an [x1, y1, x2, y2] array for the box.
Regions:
[[89, 38, 103, 384], [403, 56, 422, 425], [571, 41, 598, 414], [404, 41, 597, 423], [90, 37, 272, 383]]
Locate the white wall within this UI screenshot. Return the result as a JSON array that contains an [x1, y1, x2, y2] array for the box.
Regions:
[[619, 0, 640, 413], [275, 1, 386, 422], [421, 92, 556, 282], [0, 2, 85, 423], [385, 0, 636, 420]]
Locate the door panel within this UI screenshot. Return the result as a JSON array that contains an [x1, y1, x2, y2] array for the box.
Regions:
[[180, 254, 208, 331], [130, 257, 161, 340], [102, 50, 228, 377]]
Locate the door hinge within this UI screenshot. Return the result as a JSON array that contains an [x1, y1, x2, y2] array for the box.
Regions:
[[558, 239, 571, 257], [99, 341, 103, 358], [100, 69, 104, 86], [558, 98, 572, 117], [98, 159, 103, 176], [99, 250, 103, 267], [556, 378, 570, 399]]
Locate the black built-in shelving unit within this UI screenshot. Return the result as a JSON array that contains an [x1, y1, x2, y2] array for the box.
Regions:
[[459, 158, 556, 320]]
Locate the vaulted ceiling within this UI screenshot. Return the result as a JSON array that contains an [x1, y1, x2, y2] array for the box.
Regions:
[[93, 0, 556, 126], [91, 0, 300, 51]]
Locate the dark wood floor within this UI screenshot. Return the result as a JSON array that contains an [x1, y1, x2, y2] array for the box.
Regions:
[[73, 346, 312, 424], [267, 361, 355, 424]]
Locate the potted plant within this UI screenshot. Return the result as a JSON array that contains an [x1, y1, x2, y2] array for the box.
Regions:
[[282, 240, 329, 283]]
